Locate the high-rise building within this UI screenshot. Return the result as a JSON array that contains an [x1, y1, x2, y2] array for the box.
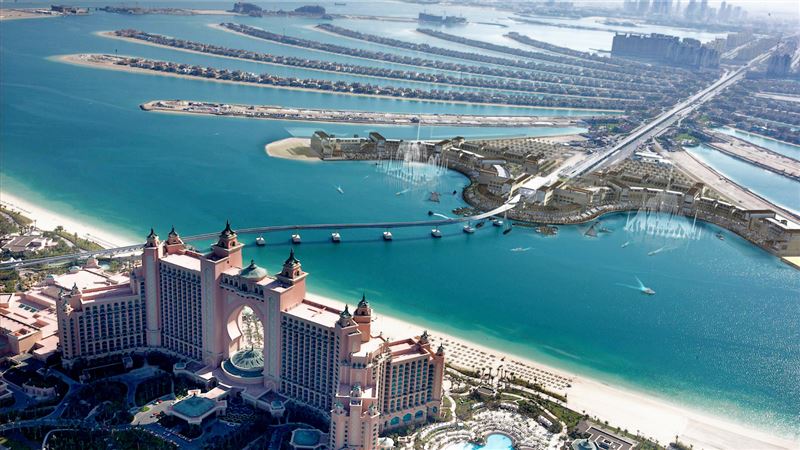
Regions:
[[57, 224, 445, 448]]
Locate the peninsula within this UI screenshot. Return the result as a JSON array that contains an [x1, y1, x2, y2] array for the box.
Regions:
[[140, 100, 587, 128]]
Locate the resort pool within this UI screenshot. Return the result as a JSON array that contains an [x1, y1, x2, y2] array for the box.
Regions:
[[290, 428, 324, 447], [445, 434, 514, 450]]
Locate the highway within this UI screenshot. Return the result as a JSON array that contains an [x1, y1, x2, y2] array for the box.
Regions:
[[0, 195, 520, 269], [561, 50, 774, 179]]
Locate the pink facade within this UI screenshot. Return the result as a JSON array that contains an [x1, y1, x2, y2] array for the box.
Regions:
[[56, 223, 445, 449]]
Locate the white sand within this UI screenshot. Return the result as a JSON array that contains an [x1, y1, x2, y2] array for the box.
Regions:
[[264, 138, 320, 161], [2, 190, 795, 449], [0, 191, 134, 249], [307, 291, 798, 450]]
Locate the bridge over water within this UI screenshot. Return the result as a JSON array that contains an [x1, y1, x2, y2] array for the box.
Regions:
[[1, 195, 520, 270]]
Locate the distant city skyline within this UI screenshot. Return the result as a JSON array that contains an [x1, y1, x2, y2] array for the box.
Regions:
[[605, 0, 799, 17]]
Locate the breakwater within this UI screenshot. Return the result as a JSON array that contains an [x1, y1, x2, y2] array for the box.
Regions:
[[141, 100, 588, 127]]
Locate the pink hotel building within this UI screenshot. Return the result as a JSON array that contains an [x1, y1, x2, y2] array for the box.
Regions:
[[56, 223, 445, 448]]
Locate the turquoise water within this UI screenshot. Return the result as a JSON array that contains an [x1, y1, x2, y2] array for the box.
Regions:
[[715, 127, 800, 159], [686, 144, 800, 215], [1, 9, 799, 440], [445, 434, 514, 450]]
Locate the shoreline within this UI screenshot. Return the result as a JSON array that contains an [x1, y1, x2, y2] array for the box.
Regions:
[[140, 100, 586, 129], [3, 181, 796, 448], [209, 24, 623, 113], [98, 31, 623, 103], [305, 291, 798, 450], [0, 190, 135, 249], [264, 138, 319, 161], [55, 53, 621, 112], [720, 126, 800, 151]]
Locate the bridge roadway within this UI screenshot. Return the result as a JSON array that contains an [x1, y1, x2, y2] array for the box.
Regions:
[[0, 195, 520, 269], [561, 49, 775, 179]]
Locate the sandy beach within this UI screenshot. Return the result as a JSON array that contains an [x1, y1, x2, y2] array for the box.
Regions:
[[264, 138, 319, 161], [302, 292, 797, 450], [0, 190, 134, 249], [2, 180, 796, 448]]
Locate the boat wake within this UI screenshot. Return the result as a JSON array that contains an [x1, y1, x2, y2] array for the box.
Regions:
[[510, 247, 532, 252], [395, 188, 411, 196], [617, 276, 656, 295]]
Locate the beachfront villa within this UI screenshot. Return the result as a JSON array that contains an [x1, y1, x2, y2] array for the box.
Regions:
[[53, 223, 445, 449]]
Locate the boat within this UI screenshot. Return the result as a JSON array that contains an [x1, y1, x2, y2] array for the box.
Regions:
[[642, 287, 656, 295], [334, 2, 346, 5], [427, 210, 434, 216], [291, 234, 301, 244], [492, 219, 503, 227], [431, 228, 442, 238], [255, 235, 266, 246], [475, 221, 485, 228], [462, 224, 475, 234], [383, 231, 393, 241], [336, 186, 344, 194], [621, 241, 630, 248], [715, 232, 725, 241], [429, 192, 440, 202], [331, 232, 341, 243]]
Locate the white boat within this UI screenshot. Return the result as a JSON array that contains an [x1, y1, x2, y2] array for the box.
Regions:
[[462, 225, 475, 234], [431, 228, 442, 238], [255, 235, 266, 246], [291, 234, 302, 244], [383, 231, 393, 241], [336, 186, 344, 194], [492, 219, 503, 227], [642, 287, 656, 295], [331, 232, 341, 243], [621, 241, 630, 248]]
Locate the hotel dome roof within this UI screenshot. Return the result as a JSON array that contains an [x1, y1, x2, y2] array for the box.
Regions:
[[240, 260, 267, 281]]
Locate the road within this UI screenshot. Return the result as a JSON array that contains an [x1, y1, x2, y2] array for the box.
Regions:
[[560, 50, 774, 179]]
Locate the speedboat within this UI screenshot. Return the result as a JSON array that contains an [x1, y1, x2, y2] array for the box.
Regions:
[[642, 287, 656, 295], [336, 186, 344, 194], [621, 241, 630, 248], [383, 231, 393, 241], [492, 219, 503, 227], [291, 234, 302, 244], [331, 232, 341, 243], [427, 210, 434, 216], [255, 235, 266, 246], [715, 232, 725, 241], [431, 228, 442, 238], [463, 225, 475, 234]]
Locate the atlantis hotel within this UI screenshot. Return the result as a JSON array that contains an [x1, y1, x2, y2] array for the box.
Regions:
[[54, 223, 445, 449]]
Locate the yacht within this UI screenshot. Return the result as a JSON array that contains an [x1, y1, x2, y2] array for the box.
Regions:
[[255, 235, 266, 246], [642, 287, 656, 295], [291, 234, 302, 244], [431, 228, 442, 238], [715, 232, 725, 241], [462, 224, 475, 234], [383, 231, 393, 241], [492, 219, 503, 227], [331, 232, 341, 243]]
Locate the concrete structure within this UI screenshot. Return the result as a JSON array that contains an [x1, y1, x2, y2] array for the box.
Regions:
[[166, 388, 228, 425], [55, 223, 445, 449], [612, 32, 720, 69]]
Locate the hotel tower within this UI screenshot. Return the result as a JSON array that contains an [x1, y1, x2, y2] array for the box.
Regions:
[[56, 223, 445, 449]]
